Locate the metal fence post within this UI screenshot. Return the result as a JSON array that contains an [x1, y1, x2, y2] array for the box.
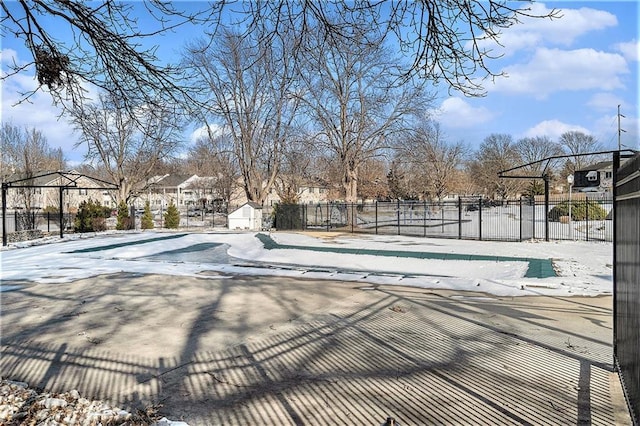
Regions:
[[519, 197, 523, 241], [478, 196, 482, 241], [59, 187, 64, 238], [397, 199, 400, 235], [375, 201, 378, 235], [544, 175, 550, 242], [585, 200, 589, 241], [458, 197, 462, 239], [423, 200, 427, 237], [612, 151, 619, 362], [351, 203, 354, 233], [326, 202, 330, 231], [1, 184, 6, 247]]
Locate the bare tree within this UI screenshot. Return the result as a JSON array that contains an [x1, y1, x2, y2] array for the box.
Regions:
[[1, 123, 65, 178], [468, 133, 523, 200], [1, 1, 213, 115], [559, 131, 605, 173], [1, 123, 66, 228], [357, 158, 390, 202], [397, 121, 468, 201], [299, 25, 430, 203], [185, 134, 240, 210], [273, 137, 317, 204], [201, 1, 559, 96], [71, 92, 183, 204], [515, 136, 564, 195], [2, 0, 558, 118], [183, 29, 300, 205]]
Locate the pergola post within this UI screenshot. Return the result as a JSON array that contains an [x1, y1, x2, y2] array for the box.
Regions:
[[59, 186, 64, 239], [543, 174, 550, 242], [2, 184, 7, 247]]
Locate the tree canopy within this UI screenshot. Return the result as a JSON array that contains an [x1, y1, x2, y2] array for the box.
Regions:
[[2, 0, 559, 111]]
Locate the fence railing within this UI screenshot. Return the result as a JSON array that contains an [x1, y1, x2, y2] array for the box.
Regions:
[[613, 152, 640, 425], [2, 195, 614, 243], [273, 196, 613, 242]]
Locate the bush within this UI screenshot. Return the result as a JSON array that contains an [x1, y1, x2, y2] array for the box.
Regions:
[[74, 199, 111, 233], [91, 217, 107, 232], [164, 201, 180, 229], [547, 200, 608, 222], [116, 201, 131, 230], [141, 201, 154, 229]]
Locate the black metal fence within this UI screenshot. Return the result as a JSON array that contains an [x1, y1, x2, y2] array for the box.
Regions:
[[2, 211, 75, 234], [1, 195, 614, 243], [272, 196, 613, 242], [613, 152, 640, 425]]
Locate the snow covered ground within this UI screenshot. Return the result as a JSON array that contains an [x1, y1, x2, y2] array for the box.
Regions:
[[0, 230, 613, 297]]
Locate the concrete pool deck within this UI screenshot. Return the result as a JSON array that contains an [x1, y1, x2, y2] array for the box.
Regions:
[[0, 272, 631, 425]]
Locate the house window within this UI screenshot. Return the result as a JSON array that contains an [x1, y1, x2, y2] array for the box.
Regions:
[[79, 189, 88, 195], [605, 171, 612, 179]]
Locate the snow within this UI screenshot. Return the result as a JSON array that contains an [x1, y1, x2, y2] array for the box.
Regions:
[[0, 230, 613, 297]]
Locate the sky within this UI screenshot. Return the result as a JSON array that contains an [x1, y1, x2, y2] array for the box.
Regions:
[[1, 231, 613, 298], [1, 1, 638, 165]]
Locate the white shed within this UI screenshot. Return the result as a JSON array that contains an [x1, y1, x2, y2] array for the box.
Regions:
[[228, 202, 263, 231]]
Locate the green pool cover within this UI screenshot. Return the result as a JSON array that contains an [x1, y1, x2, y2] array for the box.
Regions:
[[256, 233, 555, 278]]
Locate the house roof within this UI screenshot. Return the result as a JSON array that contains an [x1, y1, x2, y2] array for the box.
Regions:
[[575, 161, 612, 172], [230, 202, 263, 213], [149, 174, 198, 188]]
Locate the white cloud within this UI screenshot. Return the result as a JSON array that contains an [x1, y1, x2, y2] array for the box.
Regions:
[[430, 97, 496, 129], [614, 39, 639, 62], [493, 48, 628, 99], [587, 92, 626, 111], [1, 58, 85, 163], [189, 123, 225, 143], [474, 3, 618, 56], [523, 120, 590, 140], [0, 48, 22, 68]]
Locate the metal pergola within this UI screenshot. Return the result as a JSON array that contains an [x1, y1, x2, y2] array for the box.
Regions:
[[498, 149, 637, 241], [2, 171, 119, 246]]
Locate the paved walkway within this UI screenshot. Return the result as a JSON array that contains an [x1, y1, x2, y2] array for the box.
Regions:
[[0, 272, 630, 425]]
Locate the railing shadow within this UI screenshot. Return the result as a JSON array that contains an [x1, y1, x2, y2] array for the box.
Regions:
[[0, 275, 626, 425]]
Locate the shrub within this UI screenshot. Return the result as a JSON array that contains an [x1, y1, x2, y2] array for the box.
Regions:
[[116, 201, 131, 230], [74, 199, 111, 233], [547, 200, 608, 222], [91, 217, 107, 232], [141, 201, 154, 230], [164, 201, 180, 229]]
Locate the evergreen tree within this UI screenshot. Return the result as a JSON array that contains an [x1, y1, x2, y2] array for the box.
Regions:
[[74, 199, 110, 233], [164, 201, 180, 229], [116, 201, 131, 230], [141, 201, 154, 230]]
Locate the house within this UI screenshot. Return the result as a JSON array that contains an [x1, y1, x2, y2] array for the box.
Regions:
[[141, 174, 214, 209], [2, 170, 114, 212], [574, 161, 613, 192], [230, 178, 330, 207], [228, 202, 263, 231]]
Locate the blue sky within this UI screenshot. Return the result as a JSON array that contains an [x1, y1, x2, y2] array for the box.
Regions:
[[1, 1, 638, 165]]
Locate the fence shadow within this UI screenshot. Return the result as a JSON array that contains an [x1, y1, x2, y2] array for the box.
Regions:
[[0, 274, 627, 425]]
